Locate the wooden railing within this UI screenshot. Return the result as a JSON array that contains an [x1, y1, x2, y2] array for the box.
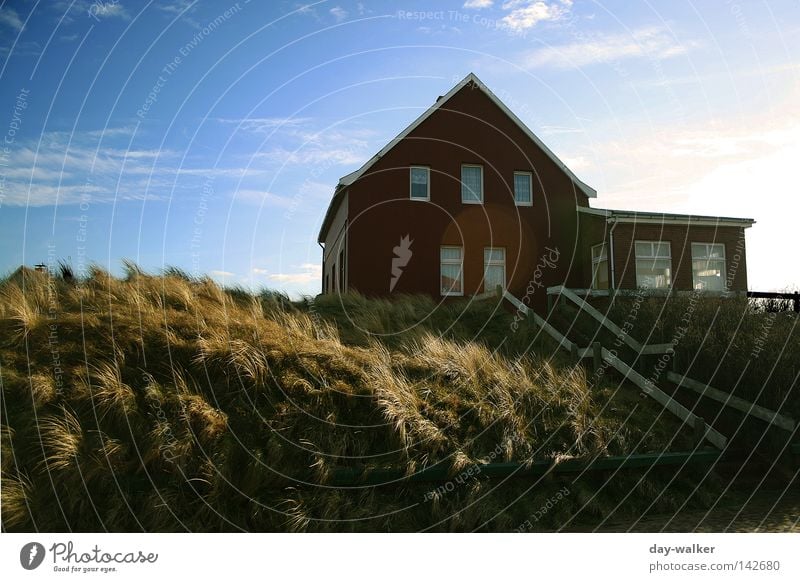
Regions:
[[666, 372, 796, 433], [518, 287, 797, 438], [546, 285, 674, 355], [503, 290, 727, 449]]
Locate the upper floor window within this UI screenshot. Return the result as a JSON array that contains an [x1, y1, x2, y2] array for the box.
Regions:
[[461, 164, 483, 204], [410, 166, 430, 200], [635, 241, 672, 289], [692, 243, 726, 291], [514, 172, 532, 206], [591, 243, 608, 290]]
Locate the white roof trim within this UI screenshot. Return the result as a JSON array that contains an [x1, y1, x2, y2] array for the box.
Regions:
[[576, 206, 611, 217], [577, 205, 755, 227], [337, 73, 597, 198]]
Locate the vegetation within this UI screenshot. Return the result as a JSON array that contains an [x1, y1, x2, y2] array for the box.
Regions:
[[1, 266, 719, 532], [596, 293, 799, 418]]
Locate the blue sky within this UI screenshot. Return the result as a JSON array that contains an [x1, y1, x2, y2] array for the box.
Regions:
[[1, 0, 798, 294]]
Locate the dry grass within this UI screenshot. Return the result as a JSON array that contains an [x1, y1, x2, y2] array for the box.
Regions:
[[0, 265, 713, 532]]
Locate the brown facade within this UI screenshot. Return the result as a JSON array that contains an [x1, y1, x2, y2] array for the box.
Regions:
[[319, 74, 753, 309], [323, 79, 592, 312]]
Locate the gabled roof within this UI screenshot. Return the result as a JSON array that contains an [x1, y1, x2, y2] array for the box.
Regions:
[[318, 73, 597, 243], [336, 72, 597, 197], [578, 205, 755, 228]]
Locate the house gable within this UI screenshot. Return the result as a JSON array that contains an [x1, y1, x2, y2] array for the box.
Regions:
[[318, 73, 595, 244], [337, 72, 595, 197]]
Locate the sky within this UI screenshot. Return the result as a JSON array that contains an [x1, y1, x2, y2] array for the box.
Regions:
[[0, 0, 798, 295]]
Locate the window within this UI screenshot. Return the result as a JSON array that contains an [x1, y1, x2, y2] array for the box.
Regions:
[[591, 243, 609, 290], [440, 246, 463, 296], [692, 243, 726, 291], [635, 241, 672, 289], [410, 166, 430, 200], [483, 247, 506, 292], [513, 172, 532, 205], [461, 165, 483, 204]]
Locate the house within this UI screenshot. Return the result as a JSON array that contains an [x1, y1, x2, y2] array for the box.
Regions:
[[317, 73, 754, 311]]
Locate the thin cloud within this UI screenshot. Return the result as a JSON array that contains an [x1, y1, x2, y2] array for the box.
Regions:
[[329, 6, 347, 21], [0, 128, 274, 206], [524, 26, 695, 68], [51, 0, 130, 23], [233, 189, 296, 208], [463, 0, 494, 8], [156, 0, 196, 15], [214, 116, 312, 134], [0, 7, 23, 31], [268, 263, 321, 284]]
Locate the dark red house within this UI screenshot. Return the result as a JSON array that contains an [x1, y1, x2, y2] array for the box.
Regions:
[[317, 73, 754, 311]]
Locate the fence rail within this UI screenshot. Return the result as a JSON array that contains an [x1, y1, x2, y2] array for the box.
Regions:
[[546, 285, 674, 354], [667, 371, 796, 432], [326, 451, 722, 486], [747, 291, 800, 313], [503, 290, 727, 449]]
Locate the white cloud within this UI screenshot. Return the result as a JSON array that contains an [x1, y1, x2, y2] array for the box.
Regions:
[[88, 2, 128, 20], [214, 116, 312, 134], [209, 270, 235, 278], [233, 189, 296, 208], [501, 0, 571, 32], [463, 0, 494, 8], [524, 26, 694, 68], [0, 7, 23, 31], [0, 128, 276, 206], [268, 263, 321, 284], [329, 6, 347, 21], [579, 94, 800, 291], [156, 0, 194, 15], [49, 0, 129, 24]]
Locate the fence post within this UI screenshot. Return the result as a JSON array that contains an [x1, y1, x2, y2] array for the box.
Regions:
[[794, 292, 799, 314], [672, 349, 681, 374], [693, 416, 706, 447], [592, 342, 602, 372], [570, 342, 579, 362]]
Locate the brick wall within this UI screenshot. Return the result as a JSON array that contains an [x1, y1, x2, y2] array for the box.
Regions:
[[612, 223, 748, 291]]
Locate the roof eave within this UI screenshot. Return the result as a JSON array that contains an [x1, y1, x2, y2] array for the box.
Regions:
[[577, 206, 755, 227]]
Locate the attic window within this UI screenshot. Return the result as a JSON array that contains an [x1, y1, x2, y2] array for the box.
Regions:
[[410, 166, 430, 200], [513, 172, 532, 206], [461, 164, 483, 204]]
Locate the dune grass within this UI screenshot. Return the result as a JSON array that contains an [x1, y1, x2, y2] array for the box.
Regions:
[[593, 293, 800, 418], [1, 266, 718, 532]]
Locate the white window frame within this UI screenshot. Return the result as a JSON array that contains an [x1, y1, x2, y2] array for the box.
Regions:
[[513, 171, 533, 206], [691, 242, 727, 291], [461, 164, 483, 204], [440, 246, 464, 297], [409, 166, 430, 201], [483, 247, 506, 293], [634, 240, 672, 289], [591, 242, 608, 290]]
